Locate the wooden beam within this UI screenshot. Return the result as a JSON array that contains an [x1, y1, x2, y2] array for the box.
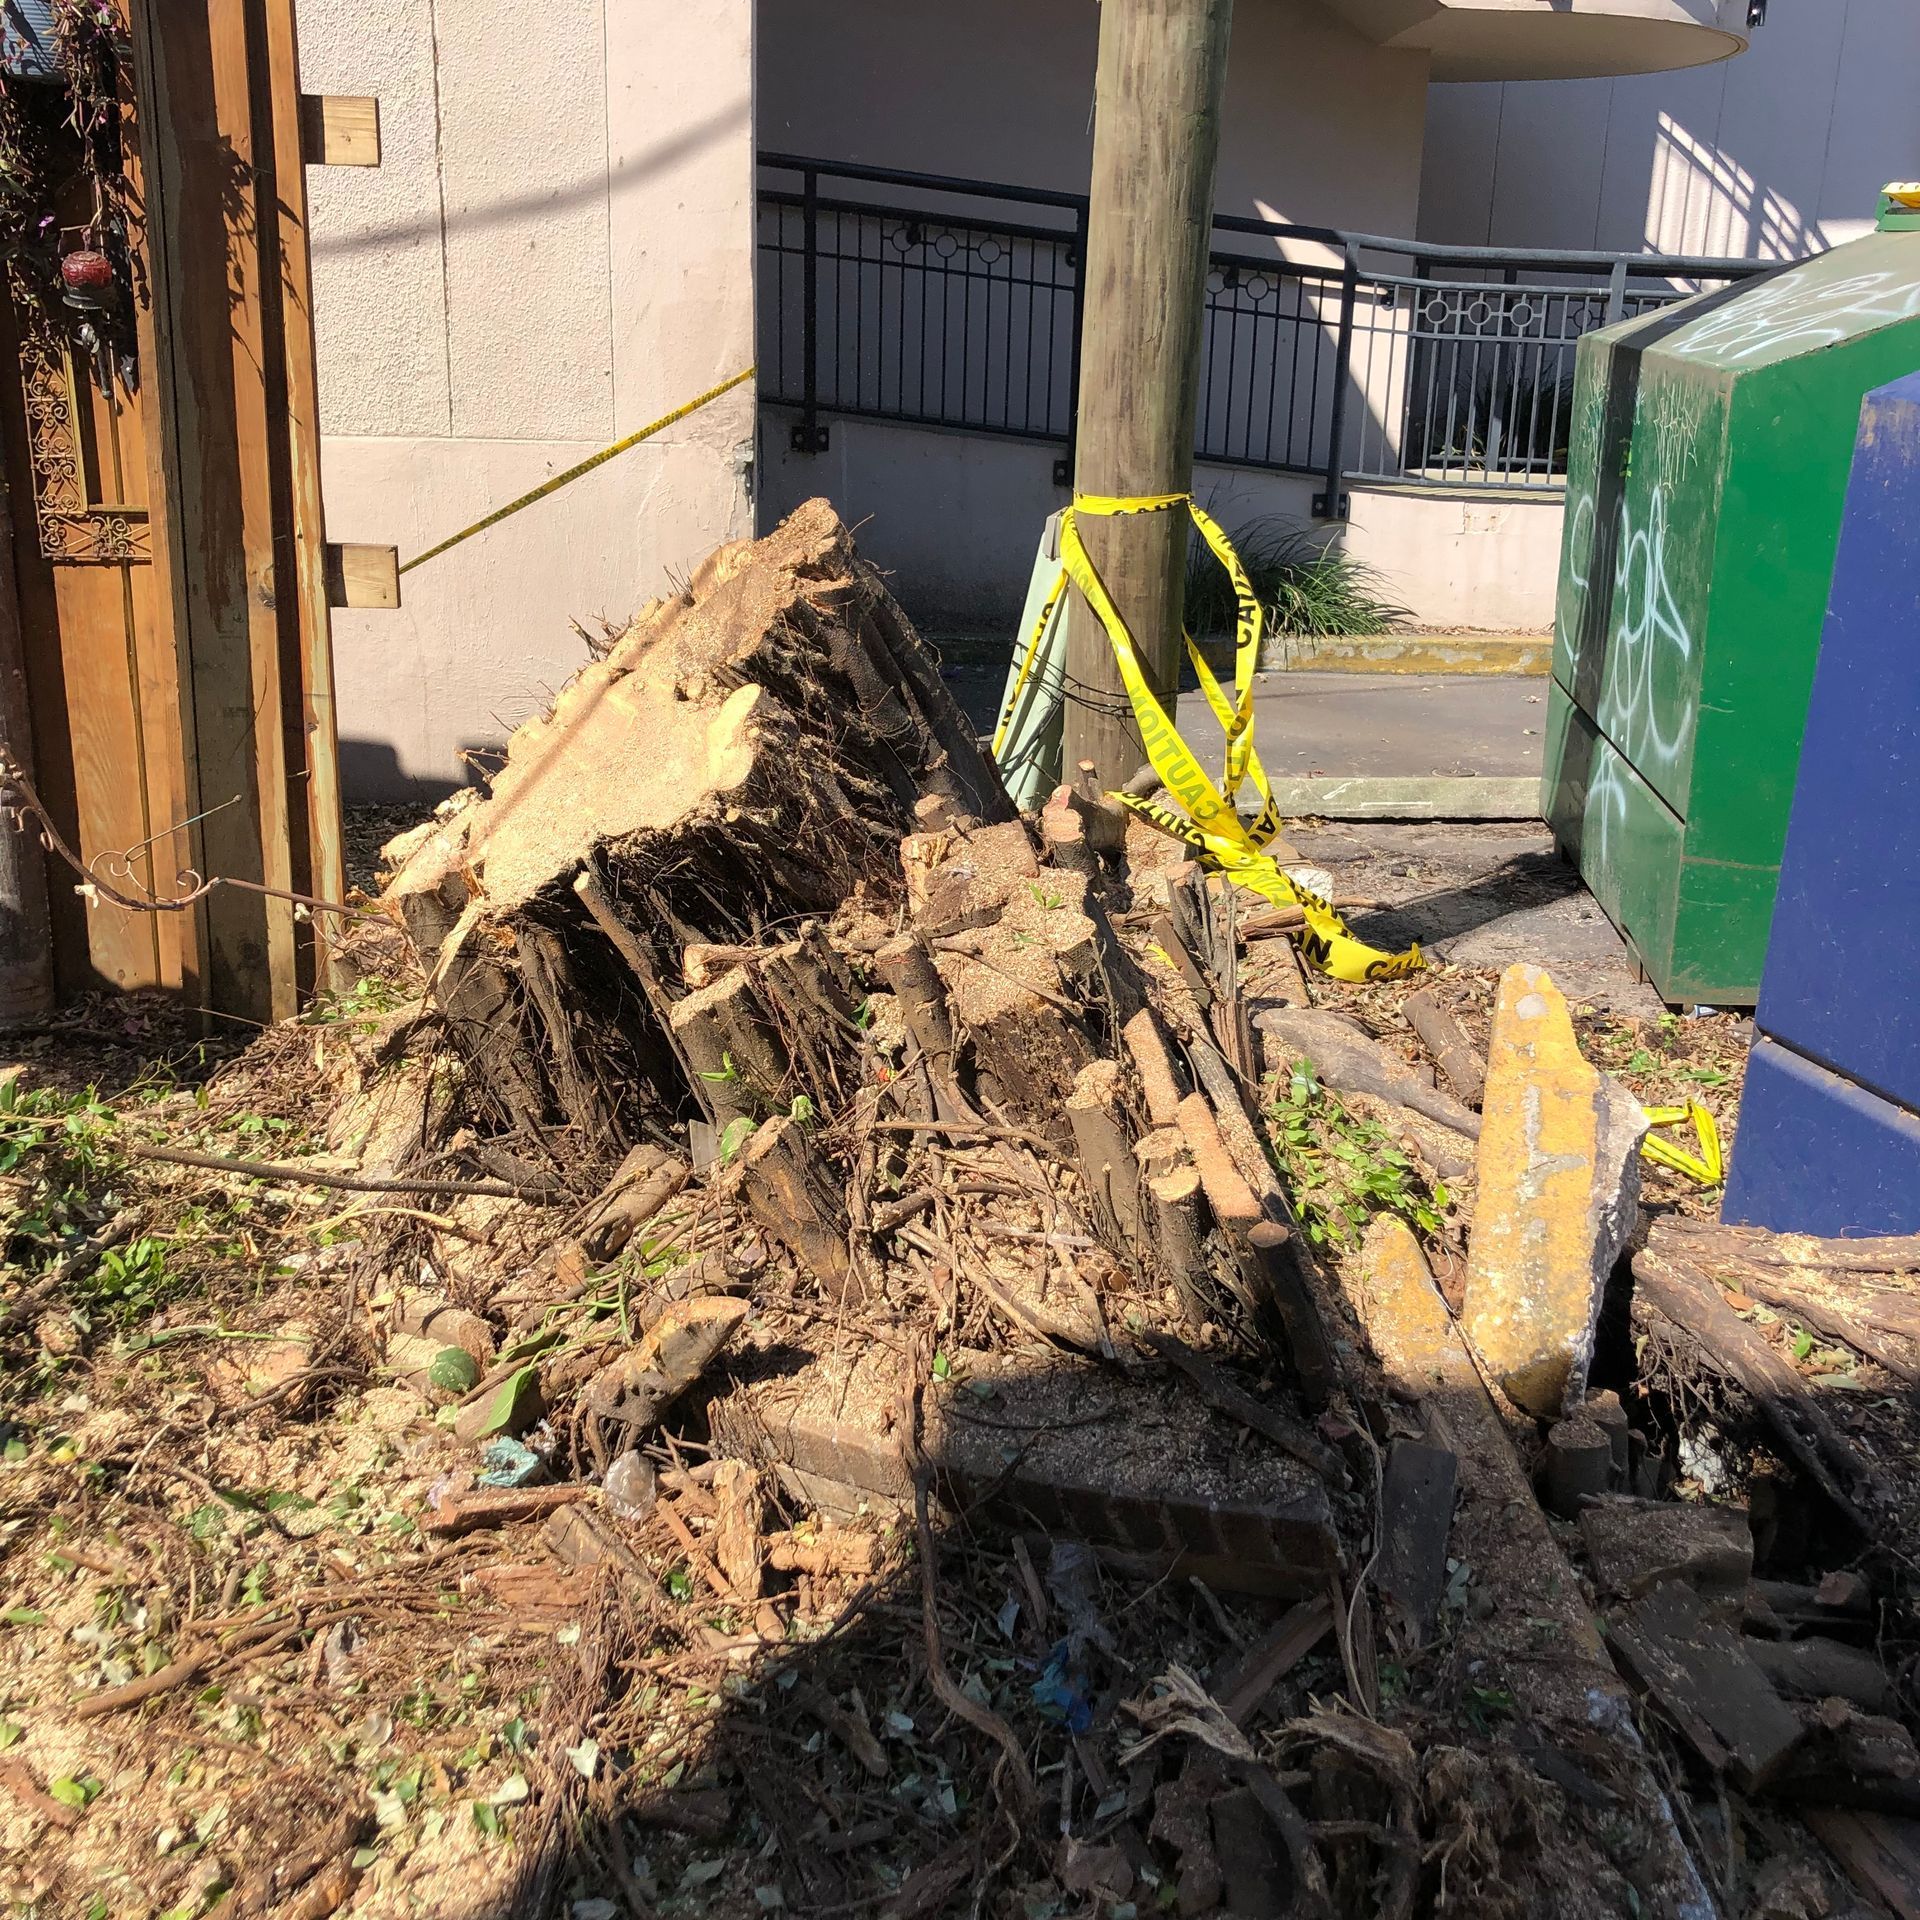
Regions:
[[325, 543, 401, 611], [269, 5, 348, 947], [0, 478, 52, 1021], [297, 92, 379, 167], [1064, 0, 1234, 782]]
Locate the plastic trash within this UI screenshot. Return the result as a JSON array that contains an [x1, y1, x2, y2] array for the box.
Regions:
[[477, 1436, 544, 1488], [604, 1449, 658, 1522]]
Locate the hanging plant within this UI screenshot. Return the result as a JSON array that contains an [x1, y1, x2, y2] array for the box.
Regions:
[[0, 0, 143, 396]]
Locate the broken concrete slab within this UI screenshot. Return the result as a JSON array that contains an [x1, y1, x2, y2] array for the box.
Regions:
[[1459, 962, 1646, 1418], [1352, 1216, 1720, 1915], [1580, 1500, 1752, 1620]]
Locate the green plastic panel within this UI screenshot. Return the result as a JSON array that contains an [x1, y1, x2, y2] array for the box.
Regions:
[[1543, 684, 1682, 984], [1544, 228, 1920, 1005]]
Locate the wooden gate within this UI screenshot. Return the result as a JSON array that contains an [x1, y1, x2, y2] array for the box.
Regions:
[[0, 0, 378, 1025]]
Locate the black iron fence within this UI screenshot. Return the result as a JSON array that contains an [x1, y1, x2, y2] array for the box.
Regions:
[[758, 154, 1765, 514]]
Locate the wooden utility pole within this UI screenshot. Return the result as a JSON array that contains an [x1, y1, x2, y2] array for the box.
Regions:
[[0, 479, 53, 1024], [1064, 0, 1234, 783]]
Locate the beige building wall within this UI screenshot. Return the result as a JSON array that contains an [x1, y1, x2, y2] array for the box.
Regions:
[[758, 0, 1430, 231], [297, 0, 757, 798], [1421, 0, 1920, 256], [758, 0, 1436, 632]]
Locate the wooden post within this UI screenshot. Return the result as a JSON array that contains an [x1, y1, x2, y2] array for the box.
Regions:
[[1064, 0, 1234, 783], [0, 479, 52, 1022], [123, 0, 352, 1021]]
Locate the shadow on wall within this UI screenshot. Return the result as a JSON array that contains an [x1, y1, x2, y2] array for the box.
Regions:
[[339, 738, 494, 807]]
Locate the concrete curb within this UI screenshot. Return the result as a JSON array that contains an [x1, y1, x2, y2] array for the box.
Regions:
[[1276, 633, 1550, 676], [1272, 776, 1541, 821]]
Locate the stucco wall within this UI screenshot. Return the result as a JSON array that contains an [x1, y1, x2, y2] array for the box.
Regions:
[[758, 0, 1430, 232], [298, 0, 757, 799], [1420, 0, 1920, 257], [761, 414, 1558, 637], [755, 0, 1434, 637]]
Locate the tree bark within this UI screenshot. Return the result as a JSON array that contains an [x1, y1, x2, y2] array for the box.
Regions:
[[1064, 0, 1235, 781]]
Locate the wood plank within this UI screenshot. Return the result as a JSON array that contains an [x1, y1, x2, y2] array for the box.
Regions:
[[324, 542, 400, 611], [1376, 1440, 1457, 1646], [1606, 1580, 1806, 1791], [1208, 1596, 1333, 1727], [297, 92, 379, 167], [1805, 1808, 1920, 1920], [267, 0, 347, 956], [129, 0, 300, 1022], [0, 474, 52, 1019], [120, 21, 202, 1007]]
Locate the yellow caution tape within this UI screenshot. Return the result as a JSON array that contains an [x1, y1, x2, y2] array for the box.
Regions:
[[399, 366, 756, 577], [1641, 1101, 1724, 1185], [1021, 492, 1422, 984]]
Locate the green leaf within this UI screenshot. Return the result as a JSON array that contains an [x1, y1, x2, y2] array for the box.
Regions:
[[476, 1366, 538, 1439], [718, 1116, 756, 1164], [0, 1719, 21, 1749], [930, 1352, 950, 1381], [49, 1773, 102, 1809], [471, 1802, 503, 1838], [4, 1607, 46, 1627], [428, 1347, 480, 1395], [1792, 1328, 1815, 1362]]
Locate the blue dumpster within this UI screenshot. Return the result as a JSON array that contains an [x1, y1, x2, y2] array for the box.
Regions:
[[1723, 368, 1920, 1235]]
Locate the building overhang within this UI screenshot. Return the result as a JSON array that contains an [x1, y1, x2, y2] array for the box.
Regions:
[[1313, 0, 1749, 82]]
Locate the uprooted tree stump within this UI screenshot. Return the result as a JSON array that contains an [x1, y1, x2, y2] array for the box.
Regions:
[[382, 498, 1014, 1166]]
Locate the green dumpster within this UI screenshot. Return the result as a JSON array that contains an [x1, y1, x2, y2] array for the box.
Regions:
[[1542, 209, 1920, 1006]]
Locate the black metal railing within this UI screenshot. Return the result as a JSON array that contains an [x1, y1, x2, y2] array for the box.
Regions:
[[759, 154, 1767, 514]]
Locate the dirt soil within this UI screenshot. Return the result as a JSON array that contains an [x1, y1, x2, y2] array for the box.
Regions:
[[0, 574, 1907, 1918]]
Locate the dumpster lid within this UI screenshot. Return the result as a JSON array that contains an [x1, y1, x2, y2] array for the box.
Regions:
[[1637, 230, 1920, 374]]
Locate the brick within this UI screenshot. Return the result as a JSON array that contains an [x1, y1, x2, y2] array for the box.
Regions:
[[712, 1332, 1336, 1596], [1459, 963, 1646, 1418]]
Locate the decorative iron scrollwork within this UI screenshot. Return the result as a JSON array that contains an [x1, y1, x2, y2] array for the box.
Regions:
[[20, 334, 149, 564]]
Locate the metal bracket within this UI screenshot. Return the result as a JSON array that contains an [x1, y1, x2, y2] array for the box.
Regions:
[[790, 420, 830, 454], [1052, 457, 1072, 488], [1311, 490, 1350, 521]]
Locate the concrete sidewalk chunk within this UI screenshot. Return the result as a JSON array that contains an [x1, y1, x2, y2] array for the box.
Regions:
[[1460, 963, 1645, 1418]]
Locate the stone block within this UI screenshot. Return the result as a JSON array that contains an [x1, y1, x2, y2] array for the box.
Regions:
[[1580, 1499, 1753, 1620], [1460, 964, 1645, 1417]]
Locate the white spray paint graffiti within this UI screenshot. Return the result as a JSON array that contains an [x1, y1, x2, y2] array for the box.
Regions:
[[1670, 267, 1920, 365], [1580, 733, 1636, 892], [1559, 372, 1703, 881]]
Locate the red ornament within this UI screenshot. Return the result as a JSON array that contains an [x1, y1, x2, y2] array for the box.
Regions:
[[60, 249, 114, 291]]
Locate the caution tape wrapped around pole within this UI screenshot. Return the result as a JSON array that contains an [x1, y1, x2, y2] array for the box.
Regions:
[[1017, 492, 1423, 985]]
